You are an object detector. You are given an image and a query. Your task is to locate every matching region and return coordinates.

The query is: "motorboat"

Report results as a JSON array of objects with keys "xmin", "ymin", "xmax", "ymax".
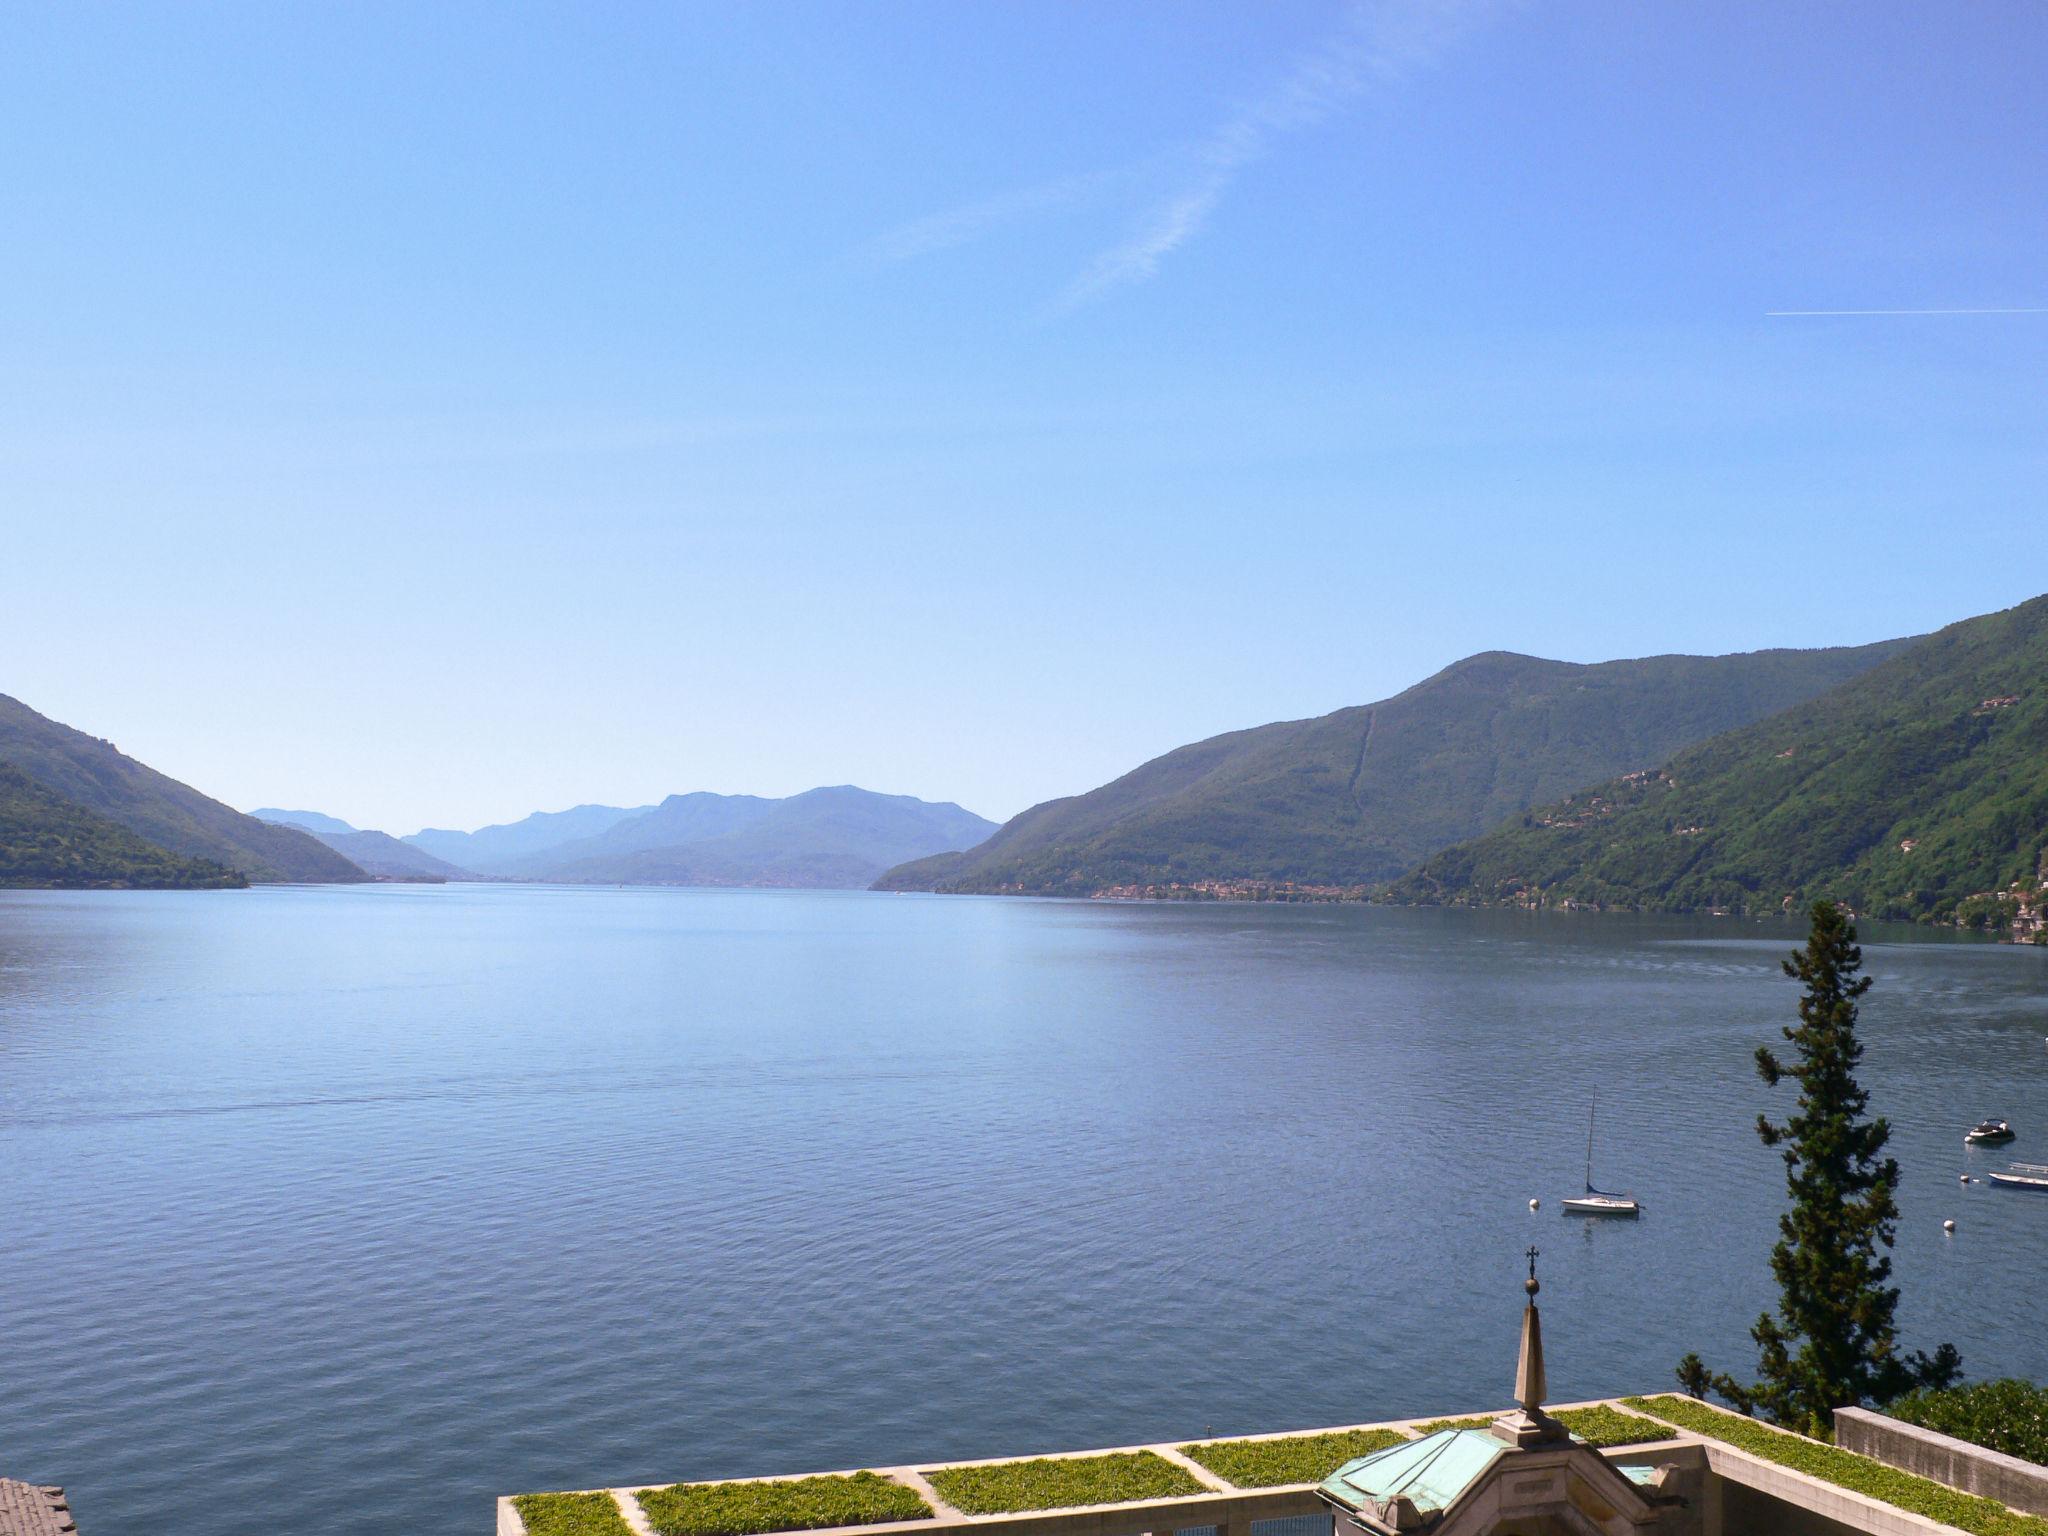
[
  {"xmin": 1562, "ymin": 1097, "xmax": 1640, "ymax": 1217},
  {"xmin": 1964, "ymin": 1118, "xmax": 2015, "ymax": 1146},
  {"xmin": 1987, "ymin": 1162, "xmax": 2048, "ymax": 1193}
]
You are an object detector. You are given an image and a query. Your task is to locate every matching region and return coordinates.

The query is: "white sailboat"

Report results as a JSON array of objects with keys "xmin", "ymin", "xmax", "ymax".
[{"xmin": 1561, "ymin": 1097, "xmax": 1640, "ymax": 1216}]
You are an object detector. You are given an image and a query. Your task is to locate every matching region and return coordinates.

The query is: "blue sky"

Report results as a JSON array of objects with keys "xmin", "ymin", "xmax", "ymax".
[{"xmin": 4, "ymin": 2, "xmax": 2044, "ymax": 832}]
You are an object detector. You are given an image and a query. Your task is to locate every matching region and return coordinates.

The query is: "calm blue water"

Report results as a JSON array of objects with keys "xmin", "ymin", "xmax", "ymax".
[{"xmin": 2, "ymin": 887, "xmax": 2045, "ymax": 1536}]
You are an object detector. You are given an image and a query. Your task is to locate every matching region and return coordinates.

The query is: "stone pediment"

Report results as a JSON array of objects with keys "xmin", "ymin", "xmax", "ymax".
[{"xmin": 1320, "ymin": 1429, "xmax": 1663, "ymax": 1536}]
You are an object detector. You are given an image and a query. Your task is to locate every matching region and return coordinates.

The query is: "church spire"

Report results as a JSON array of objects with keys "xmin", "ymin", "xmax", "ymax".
[
  {"xmin": 1516, "ymin": 1246, "xmax": 1546, "ymax": 1410},
  {"xmin": 1492, "ymin": 1248, "xmax": 1568, "ymax": 1447}
]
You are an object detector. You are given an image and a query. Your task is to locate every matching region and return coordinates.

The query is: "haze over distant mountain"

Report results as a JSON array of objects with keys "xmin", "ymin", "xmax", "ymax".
[
  {"xmin": 503, "ymin": 792, "xmax": 774, "ymax": 873},
  {"xmin": 405, "ymin": 804, "xmax": 652, "ymax": 876},
  {"xmin": 528, "ymin": 786, "xmax": 997, "ymax": 888},
  {"xmin": 1, "ymin": 762, "xmax": 245, "ymax": 889},
  {"xmin": 0, "ymin": 693, "xmax": 366, "ymax": 883},
  {"xmin": 1388, "ymin": 594, "xmax": 2048, "ymax": 923},
  {"xmin": 877, "ymin": 638, "xmax": 1916, "ymax": 897},
  {"xmin": 318, "ymin": 831, "xmax": 473, "ymax": 881},
  {"xmin": 250, "ymin": 807, "xmax": 358, "ymax": 837},
  {"xmin": 253, "ymin": 811, "xmax": 474, "ymax": 881}
]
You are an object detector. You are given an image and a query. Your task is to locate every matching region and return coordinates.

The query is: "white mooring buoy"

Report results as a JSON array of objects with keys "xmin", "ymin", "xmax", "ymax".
[
  {"xmin": 1529, "ymin": 1198, "xmax": 1541, "ymax": 1211},
  {"xmin": 1944, "ymin": 1219, "xmax": 1957, "ymax": 1233}
]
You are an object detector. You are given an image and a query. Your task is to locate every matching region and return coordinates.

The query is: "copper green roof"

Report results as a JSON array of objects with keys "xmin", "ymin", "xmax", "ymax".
[{"xmin": 1318, "ymin": 1429, "xmax": 1506, "ymax": 1522}]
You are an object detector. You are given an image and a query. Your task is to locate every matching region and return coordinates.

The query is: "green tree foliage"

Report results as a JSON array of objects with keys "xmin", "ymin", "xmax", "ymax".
[
  {"xmin": 0, "ymin": 763, "xmax": 245, "ymax": 888},
  {"xmin": 1889, "ymin": 1379, "xmax": 2048, "ymax": 1467},
  {"xmin": 1679, "ymin": 903, "xmax": 1959, "ymax": 1433},
  {"xmin": 0, "ymin": 691, "xmax": 365, "ymax": 882}
]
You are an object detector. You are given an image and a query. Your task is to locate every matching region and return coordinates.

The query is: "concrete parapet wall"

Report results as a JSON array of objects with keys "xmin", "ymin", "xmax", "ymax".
[
  {"xmin": 1720, "ymin": 1476, "xmax": 1866, "ymax": 1536},
  {"xmin": 1834, "ymin": 1409, "xmax": 2048, "ymax": 1518},
  {"xmin": 1697, "ymin": 1441, "xmax": 1979, "ymax": 1536}
]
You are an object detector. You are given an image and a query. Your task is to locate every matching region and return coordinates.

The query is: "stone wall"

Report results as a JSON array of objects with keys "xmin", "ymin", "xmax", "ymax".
[
  {"xmin": 1833, "ymin": 1409, "xmax": 2048, "ymax": 1516},
  {"xmin": 1719, "ymin": 1479, "xmax": 1868, "ymax": 1536}
]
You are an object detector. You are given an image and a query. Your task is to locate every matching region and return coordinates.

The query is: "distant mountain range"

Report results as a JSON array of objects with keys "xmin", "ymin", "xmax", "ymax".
[
  {"xmin": 1387, "ymin": 594, "xmax": 2048, "ymax": 924},
  {"xmin": 405, "ymin": 804, "xmax": 652, "ymax": 875},
  {"xmin": 258, "ymin": 787, "xmax": 997, "ymax": 889},
  {"xmin": 395, "ymin": 787, "xmax": 995, "ymax": 888},
  {"xmin": 0, "ymin": 683, "xmax": 995, "ymax": 893},
  {"xmin": 522, "ymin": 786, "xmax": 997, "ymax": 887},
  {"xmin": 11, "ymin": 590, "xmax": 2045, "ymax": 914},
  {"xmin": 0, "ymin": 694, "xmax": 366, "ymax": 884},
  {"xmin": 249, "ymin": 807, "xmax": 357, "ymax": 838},
  {"xmin": 251, "ymin": 812, "xmax": 476, "ymax": 882},
  {"xmin": 878, "ymin": 638, "xmax": 1913, "ymax": 897}
]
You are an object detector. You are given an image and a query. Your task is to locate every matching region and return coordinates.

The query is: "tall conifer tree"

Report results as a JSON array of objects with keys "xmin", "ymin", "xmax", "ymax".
[{"xmin": 1678, "ymin": 901, "xmax": 1958, "ymax": 1434}]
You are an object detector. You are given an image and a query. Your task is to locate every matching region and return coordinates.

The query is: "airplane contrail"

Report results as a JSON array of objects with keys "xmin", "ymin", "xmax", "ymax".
[{"xmin": 1767, "ymin": 307, "xmax": 2048, "ymax": 316}]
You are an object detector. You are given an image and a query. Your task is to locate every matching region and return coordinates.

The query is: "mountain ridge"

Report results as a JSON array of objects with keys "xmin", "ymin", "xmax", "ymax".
[
  {"xmin": 514, "ymin": 791, "xmax": 775, "ymax": 875},
  {"xmin": 253, "ymin": 811, "xmax": 476, "ymax": 881},
  {"xmin": 404, "ymin": 803, "xmax": 653, "ymax": 875},
  {"xmin": 1384, "ymin": 594, "xmax": 2048, "ymax": 923},
  {"xmin": 0, "ymin": 762, "xmax": 246, "ymax": 889},
  {"xmin": 518, "ymin": 785, "xmax": 996, "ymax": 887},
  {"xmin": 877, "ymin": 637, "xmax": 1918, "ymax": 897},
  {"xmin": 0, "ymin": 694, "xmax": 367, "ymax": 883},
  {"xmin": 319, "ymin": 830, "xmax": 474, "ymax": 881},
  {"xmin": 250, "ymin": 807, "xmax": 358, "ymax": 837}
]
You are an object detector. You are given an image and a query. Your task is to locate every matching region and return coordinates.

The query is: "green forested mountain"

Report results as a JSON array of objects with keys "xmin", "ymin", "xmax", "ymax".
[
  {"xmin": 877, "ymin": 639, "xmax": 1913, "ymax": 896},
  {"xmin": 0, "ymin": 693, "xmax": 367, "ymax": 883},
  {"xmin": 1387, "ymin": 595, "xmax": 2048, "ymax": 921},
  {"xmin": 0, "ymin": 763, "xmax": 245, "ymax": 888}
]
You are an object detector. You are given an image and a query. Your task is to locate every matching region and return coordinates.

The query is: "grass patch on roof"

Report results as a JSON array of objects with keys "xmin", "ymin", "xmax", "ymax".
[
  {"xmin": 1555, "ymin": 1406, "xmax": 1675, "ymax": 1448},
  {"xmin": 514, "ymin": 1492, "xmax": 635, "ymax": 1536},
  {"xmin": 1623, "ymin": 1396, "xmax": 2048, "ymax": 1536},
  {"xmin": 1415, "ymin": 1415, "xmax": 1495, "ymax": 1434},
  {"xmin": 636, "ymin": 1472, "xmax": 931, "ymax": 1536},
  {"xmin": 1180, "ymin": 1428, "xmax": 1407, "ymax": 1488},
  {"xmin": 924, "ymin": 1452, "xmax": 1204, "ymax": 1514}
]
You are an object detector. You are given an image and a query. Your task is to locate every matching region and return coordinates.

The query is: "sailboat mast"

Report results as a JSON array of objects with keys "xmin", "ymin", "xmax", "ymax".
[{"xmin": 1585, "ymin": 1097, "xmax": 1596, "ymax": 1189}]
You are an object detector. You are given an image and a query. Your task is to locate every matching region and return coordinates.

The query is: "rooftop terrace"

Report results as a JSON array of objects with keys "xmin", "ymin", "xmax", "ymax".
[
  {"xmin": 497, "ymin": 1394, "xmax": 2048, "ymax": 1536},
  {"xmin": 501, "ymin": 1269, "xmax": 2042, "ymax": 1536}
]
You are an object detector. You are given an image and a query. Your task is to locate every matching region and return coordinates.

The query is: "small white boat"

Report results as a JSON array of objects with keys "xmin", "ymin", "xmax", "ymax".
[
  {"xmin": 1562, "ymin": 1097, "xmax": 1640, "ymax": 1217},
  {"xmin": 1987, "ymin": 1162, "xmax": 2048, "ymax": 1193},
  {"xmin": 1964, "ymin": 1118, "xmax": 2016, "ymax": 1146},
  {"xmin": 1561, "ymin": 1191, "xmax": 1640, "ymax": 1216}
]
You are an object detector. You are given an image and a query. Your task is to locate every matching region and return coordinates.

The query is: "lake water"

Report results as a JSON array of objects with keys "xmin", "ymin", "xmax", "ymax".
[{"xmin": 2, "ymin": 886, "xmax": 2045, "ymax": 1536}]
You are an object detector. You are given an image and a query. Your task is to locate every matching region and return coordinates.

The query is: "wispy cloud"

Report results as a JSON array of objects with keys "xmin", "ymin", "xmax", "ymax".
[
  {"xmin": 858, "ymin": 165, "xmax": 1140, "ymax": 267},
  {"xmin": 1766, "ymin": 307, "xmax": 2048, "ymax": 317},
  {"xmin": 860, "ymin": 1, "xmax": 1493, "ymax": 313},
  {"xmin": 1053, "ymin": 0, "xmax": 1490, "ymax": 312}
]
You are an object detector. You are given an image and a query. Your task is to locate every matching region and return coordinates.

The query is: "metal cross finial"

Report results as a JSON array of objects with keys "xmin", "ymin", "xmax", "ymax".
[{"xmin": 1525, "ymin": 1246, "xmax": 1540, "ymax": 1296}]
